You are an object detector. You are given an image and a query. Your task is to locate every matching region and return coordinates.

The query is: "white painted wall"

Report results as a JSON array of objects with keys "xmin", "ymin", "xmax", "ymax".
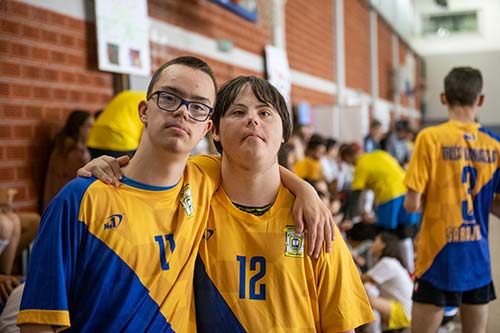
[
  {"xmin": 369, "ymin": 0, "xmax": 414, "ymax": 42},
  {"xmin": 424, "ymin": 50, "xmax": 500, "ymax": 126},
  {"xmin": 412, "ymin": 0, "xmax": 500, "ymax": 55}
]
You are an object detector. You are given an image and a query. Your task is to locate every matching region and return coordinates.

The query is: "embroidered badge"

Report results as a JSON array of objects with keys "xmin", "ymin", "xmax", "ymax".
[
  {"xmin": 180, "ymin": 184, "xmax": 195, "ymax": 218},
  {"xmin": 284, "ymin": 226, "xmax": 304, "ymax": 258}
]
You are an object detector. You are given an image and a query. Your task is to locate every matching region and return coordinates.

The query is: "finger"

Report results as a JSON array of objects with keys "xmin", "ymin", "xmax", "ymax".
[
  {"xmin": 11, "ymin": 278, "xmax": 20, "ymax": 288},
  {"xmin": 117, "ymin": 155, "xmax": 131, "ymax": 167},
  {"xmin": 77, "ymin": 168, "xmax": 92, "ymax": 178},
  {"xmin": 295, "ymin": 208, "xmax": 304, "ymax": 234},
  {"xmin": 329, "ymin": 215, "xmax": 336, "ymax": 241},
  {"xmin": 324, "ymin": 215, "xmax": 333, "ymax": 253},
  {"xmin": 313, "ymin": 219, "xmax": 323, "ymax": 259},
  {"xmin": 307, "ymin": 220, "xmax": 317, "ymax": 257},
  {"xmin": 107, "ymin": 163, "xmax": 123, "ymax": 188}
]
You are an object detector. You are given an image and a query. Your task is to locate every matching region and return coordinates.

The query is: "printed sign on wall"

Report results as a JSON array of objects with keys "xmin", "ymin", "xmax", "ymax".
[{"xmin": 95, "ymin": 0, "xmax": 151, "ymax": 76}]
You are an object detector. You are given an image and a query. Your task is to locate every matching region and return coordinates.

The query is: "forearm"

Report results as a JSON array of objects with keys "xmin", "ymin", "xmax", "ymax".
[{"xmin": 404, "ymin": 189, "xmax": 422, "ymax": 213}]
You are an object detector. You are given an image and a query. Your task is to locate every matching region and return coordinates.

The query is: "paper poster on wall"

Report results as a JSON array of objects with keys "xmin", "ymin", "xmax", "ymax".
[
  {"xmin": 265, "ymin": 45, "xmax": 291, "ymax": 106},
  {"xmin": 95, "ymin": 0, "xmax": 151, "ymax": 76}
]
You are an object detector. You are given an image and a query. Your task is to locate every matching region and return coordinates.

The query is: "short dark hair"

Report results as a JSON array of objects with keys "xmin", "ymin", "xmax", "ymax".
[
  {"xmin": 147, "ymin": 56, "xmax": 217, "ymax": 99},
  {"xmin": 444, "ymin": 67, "xmax": 483, "ymax": 107},
  {"xmin": 339, "ymin": 143, "xmax": 357, "ymax": 161},
  {"xmin": 325, "ymin": 138, "xmax": 338, "ymax": 151},
  {"xmin": 306, "ymin": 134, "xmax": 326, "ymax": 153},
  {"xmin": 212, "ymin": 76, "xmax": 292, "ymax": 154}
]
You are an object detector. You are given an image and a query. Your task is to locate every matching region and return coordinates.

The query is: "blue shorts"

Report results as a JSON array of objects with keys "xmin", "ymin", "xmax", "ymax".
[{"xmin": 376, "ymin": 195, "xmax": 420, "ymax": 230}]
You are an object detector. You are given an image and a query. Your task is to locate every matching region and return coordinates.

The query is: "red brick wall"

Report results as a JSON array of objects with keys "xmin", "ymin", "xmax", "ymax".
[
  {"xmin": 377, "ymin": 16, "xmax": 392, "ymax": 101},
  {"xmin": 150, "ymin": 43, "xmax": 262, "ymax": 88},
  {"xmin": 399, "ymin": 39, "xmax": 409, "ymax": 107},
  {"xmin": 344, "ymin": 0, "xmax": 370, "ymax": 93},
  {"xmin": 148, "ymin": 0, "xmax": 271, "ymax": 59},
  {"xmin": 0, "ymin": 1, "xmax": 114, "ymax": 211},
  {"xmin": 285, "ymin": 0, "xmax": 335, "ymax": 82}
]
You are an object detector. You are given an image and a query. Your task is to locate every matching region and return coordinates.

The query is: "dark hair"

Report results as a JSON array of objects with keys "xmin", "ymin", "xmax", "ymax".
[
  {"xmin": 53, "ymin": 110, "xmax": 91, "ymax": 153},
  {"xmin": 395, "ymin": 120, "xmax": 410, "ymax": 132},
  {"xmin": 212, "ymin": 76, "xmax": 292, "ymax": 153},
  {"xmin": 147, "ymin": 56, "xmax": 217, "ymax": 99},
  {"xmin": 444, "ymin": 67, "xmax": 483, "ymax": 107},
  {"xmin": 325, "ymin": 138, "xmax": 338, "ymax": 151},
  {"xmin": 278, "ymin": 142, "xmax": 295, "ymax": 170},
  {"xmin": 377, "ymin": 231, "xmax": 405, "ymax": 266},
  {"xmin": 306, "ymin": 134, "xmax": 326, "ymax": 154},
  {"xmin": 339, "ymin": 143, "xmax": 357, "ymax": 161},
  {"xmin": 370, "ymin": 119, "xmax": 382, "ymax": 129}
]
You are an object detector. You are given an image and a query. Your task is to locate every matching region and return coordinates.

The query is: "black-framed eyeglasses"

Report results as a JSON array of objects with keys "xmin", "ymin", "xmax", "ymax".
[{"xmin": 147, "ymin": 91, "xmax": 213, "ymax": 122}]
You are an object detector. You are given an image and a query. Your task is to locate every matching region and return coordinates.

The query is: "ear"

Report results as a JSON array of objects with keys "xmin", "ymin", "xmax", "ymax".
[
  {"xmin": 203, "ymin": 120, "xmax": 213, "ymax": 136},
  {"xmin": 138, "ymin": 100, "xmax": 148, "ymax": 124},
  {"xmin": 212, "ymin": 125, "xmax": 220, "ymax": 142},
  {"xmin": 477, "ymin": 94, "xmax": 485, "ymax": 107},
  {"xmin": 440, "ymin": 93, "xmax": 447, "ymax": 106}
]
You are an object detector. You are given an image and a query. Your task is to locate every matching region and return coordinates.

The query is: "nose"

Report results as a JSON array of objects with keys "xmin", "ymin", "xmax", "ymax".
[
  {"xmin": 173, "ymin": 101, "xmax": 190, "ymax": 119},
  {"xmin": 245, "ymin": 111, "xmax": 259, "ymax": 126}
]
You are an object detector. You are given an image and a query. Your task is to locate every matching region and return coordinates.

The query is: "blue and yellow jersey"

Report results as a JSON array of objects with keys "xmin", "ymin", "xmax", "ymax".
[
  {"xmin": 87, "ymin": 90, "xmax": 145, "ymax": 151},
  {"xmin": 352, "ymin": 150, "xmax": 407, "ymax": 204},
  {"xmin": 18, "ymin": 155, "xmax": 221, "ymax": 332},
  {"xmin": 405, "ymin": 121, "xmax": 500, "ymax": 291},
  {"xmin": 194, "ymin": 185, "xmax": 374, "ymax": 332},
  {"xmin": 293, "ymin": 157, "xmax": 324, "ymax": 181}
]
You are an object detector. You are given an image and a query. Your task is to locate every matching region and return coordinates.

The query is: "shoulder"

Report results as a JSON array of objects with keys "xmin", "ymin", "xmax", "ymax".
[{"xmin": 479, "ymin": 127, "xmax": 500, "ymax": 144}]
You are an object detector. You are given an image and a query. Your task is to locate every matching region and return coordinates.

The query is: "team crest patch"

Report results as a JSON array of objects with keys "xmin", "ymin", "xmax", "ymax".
[
  {"xmin": 284, "ymin": 226, "xmax": 304, "ymax": 258},
  {"xmin": 180, "ymin": 184, "xmax": 195, "ymax": 218}
]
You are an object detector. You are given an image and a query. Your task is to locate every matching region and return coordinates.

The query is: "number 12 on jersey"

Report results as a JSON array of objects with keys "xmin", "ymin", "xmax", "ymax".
[{"xmin": 237, "ymin": 255, "xmax": 266, "ymax": 300}]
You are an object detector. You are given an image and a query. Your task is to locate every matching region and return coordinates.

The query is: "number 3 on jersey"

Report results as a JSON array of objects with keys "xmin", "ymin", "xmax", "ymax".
[
  {"xmin": 237, "ymin": 255, "xmax": 266, "ymax": 300},
  {"xmin": 462, "ymin": 166, "xmax": 477, "ymax": 222},
  {"xmin": 155, "ymin": 234, "xmax": 175, "ymax": 270}
]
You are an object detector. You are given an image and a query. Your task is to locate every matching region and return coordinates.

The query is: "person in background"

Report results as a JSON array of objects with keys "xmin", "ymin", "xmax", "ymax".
[
  {"xmin": 278, "ymin": 141, "xmax": 297, "ymax": 170},
  {"xmin": 404, "ymin": 66, "xmax": 500, "ymax": 333},
  {"xmin": 364, "ymin": 119, "xmax": 385, "ymax": 153},
  {"xmin": 86, "ymin": 90, "xmax": 145, "ymax": 159},
  {"xmin": 384, "ymin": 120, "xmax": 412, "ymax": 167},
  {"xmin": 321, "ymin": 137, "xmax": 340, "ymax": 185},
  {"xmin": 42, "ymin": 110, "xmax": 94, "ymax": 211},
  {"xmin": 341, "ymin": 145, "xmax": 420, "ymax": 272},
  {"xmin": 362, "ymin": 232, "xmax": 413, "ymax": 333},
  {"xmin": 293, "ymin": 134, "xmax": 326, "ymax": 181}
]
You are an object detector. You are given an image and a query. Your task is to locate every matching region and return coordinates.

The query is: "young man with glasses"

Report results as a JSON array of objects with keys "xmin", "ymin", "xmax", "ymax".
[{"xmin": 17, "ymin": 57, "xmax": 332, "ymax": 332}]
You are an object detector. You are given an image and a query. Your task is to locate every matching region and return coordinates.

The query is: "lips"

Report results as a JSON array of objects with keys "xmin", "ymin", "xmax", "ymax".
[
  {"xmin": 242, "ymin": 132, "xmax": 264, "ymax": 141},
  {"xmin": 165, "ymin": 122, "xmax": 189, "ymax": 135}
]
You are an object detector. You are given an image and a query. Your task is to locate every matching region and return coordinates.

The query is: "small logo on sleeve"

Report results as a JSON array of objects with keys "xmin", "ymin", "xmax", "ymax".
[
  {"xmin": 180, "ymin": 184, "xmax": 195, "ymax": 218},
  {"xmin": 284, "ymin": 226, "xmax": 304, "ymax": 258},
  {"xmin": 104, "ymin": 214, "xmax": 123, "ymax": 230}
]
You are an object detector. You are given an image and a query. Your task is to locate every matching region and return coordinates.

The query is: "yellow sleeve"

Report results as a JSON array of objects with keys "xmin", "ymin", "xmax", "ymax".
[
  {"xmin": 404, "ymin": 130, "xmax": 433, "ymax": 194},
  {"xmin": 352, "ymin": 157, "xmax": 367, "ymax": 191},
  {"xmin": 293, "ymin": 159, "xmax": 308, "ymax": 179},
  {"xmin": 317, "ymin": 227, "xmax": 375, "ymax": 332},
  {"xmin": 188, "ymin": 154, "xmax": 222, "ymax": 195}
]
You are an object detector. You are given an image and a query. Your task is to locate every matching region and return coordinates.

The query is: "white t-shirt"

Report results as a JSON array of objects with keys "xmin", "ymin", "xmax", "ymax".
[{"xmin": 367, "ymin": 257, "xmax": 413, "ymax": 317}]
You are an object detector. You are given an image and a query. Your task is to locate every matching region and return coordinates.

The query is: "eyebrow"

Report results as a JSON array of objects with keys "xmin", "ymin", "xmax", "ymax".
[{"xmin": 157, "ymin": 85, "xmax": 212, "ymax": 104}]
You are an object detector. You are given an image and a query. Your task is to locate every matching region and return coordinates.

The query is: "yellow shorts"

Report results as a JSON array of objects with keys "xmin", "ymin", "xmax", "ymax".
[{"xmin": 388, "ymin": 301, "xmax": 410, "ymax": 329}]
